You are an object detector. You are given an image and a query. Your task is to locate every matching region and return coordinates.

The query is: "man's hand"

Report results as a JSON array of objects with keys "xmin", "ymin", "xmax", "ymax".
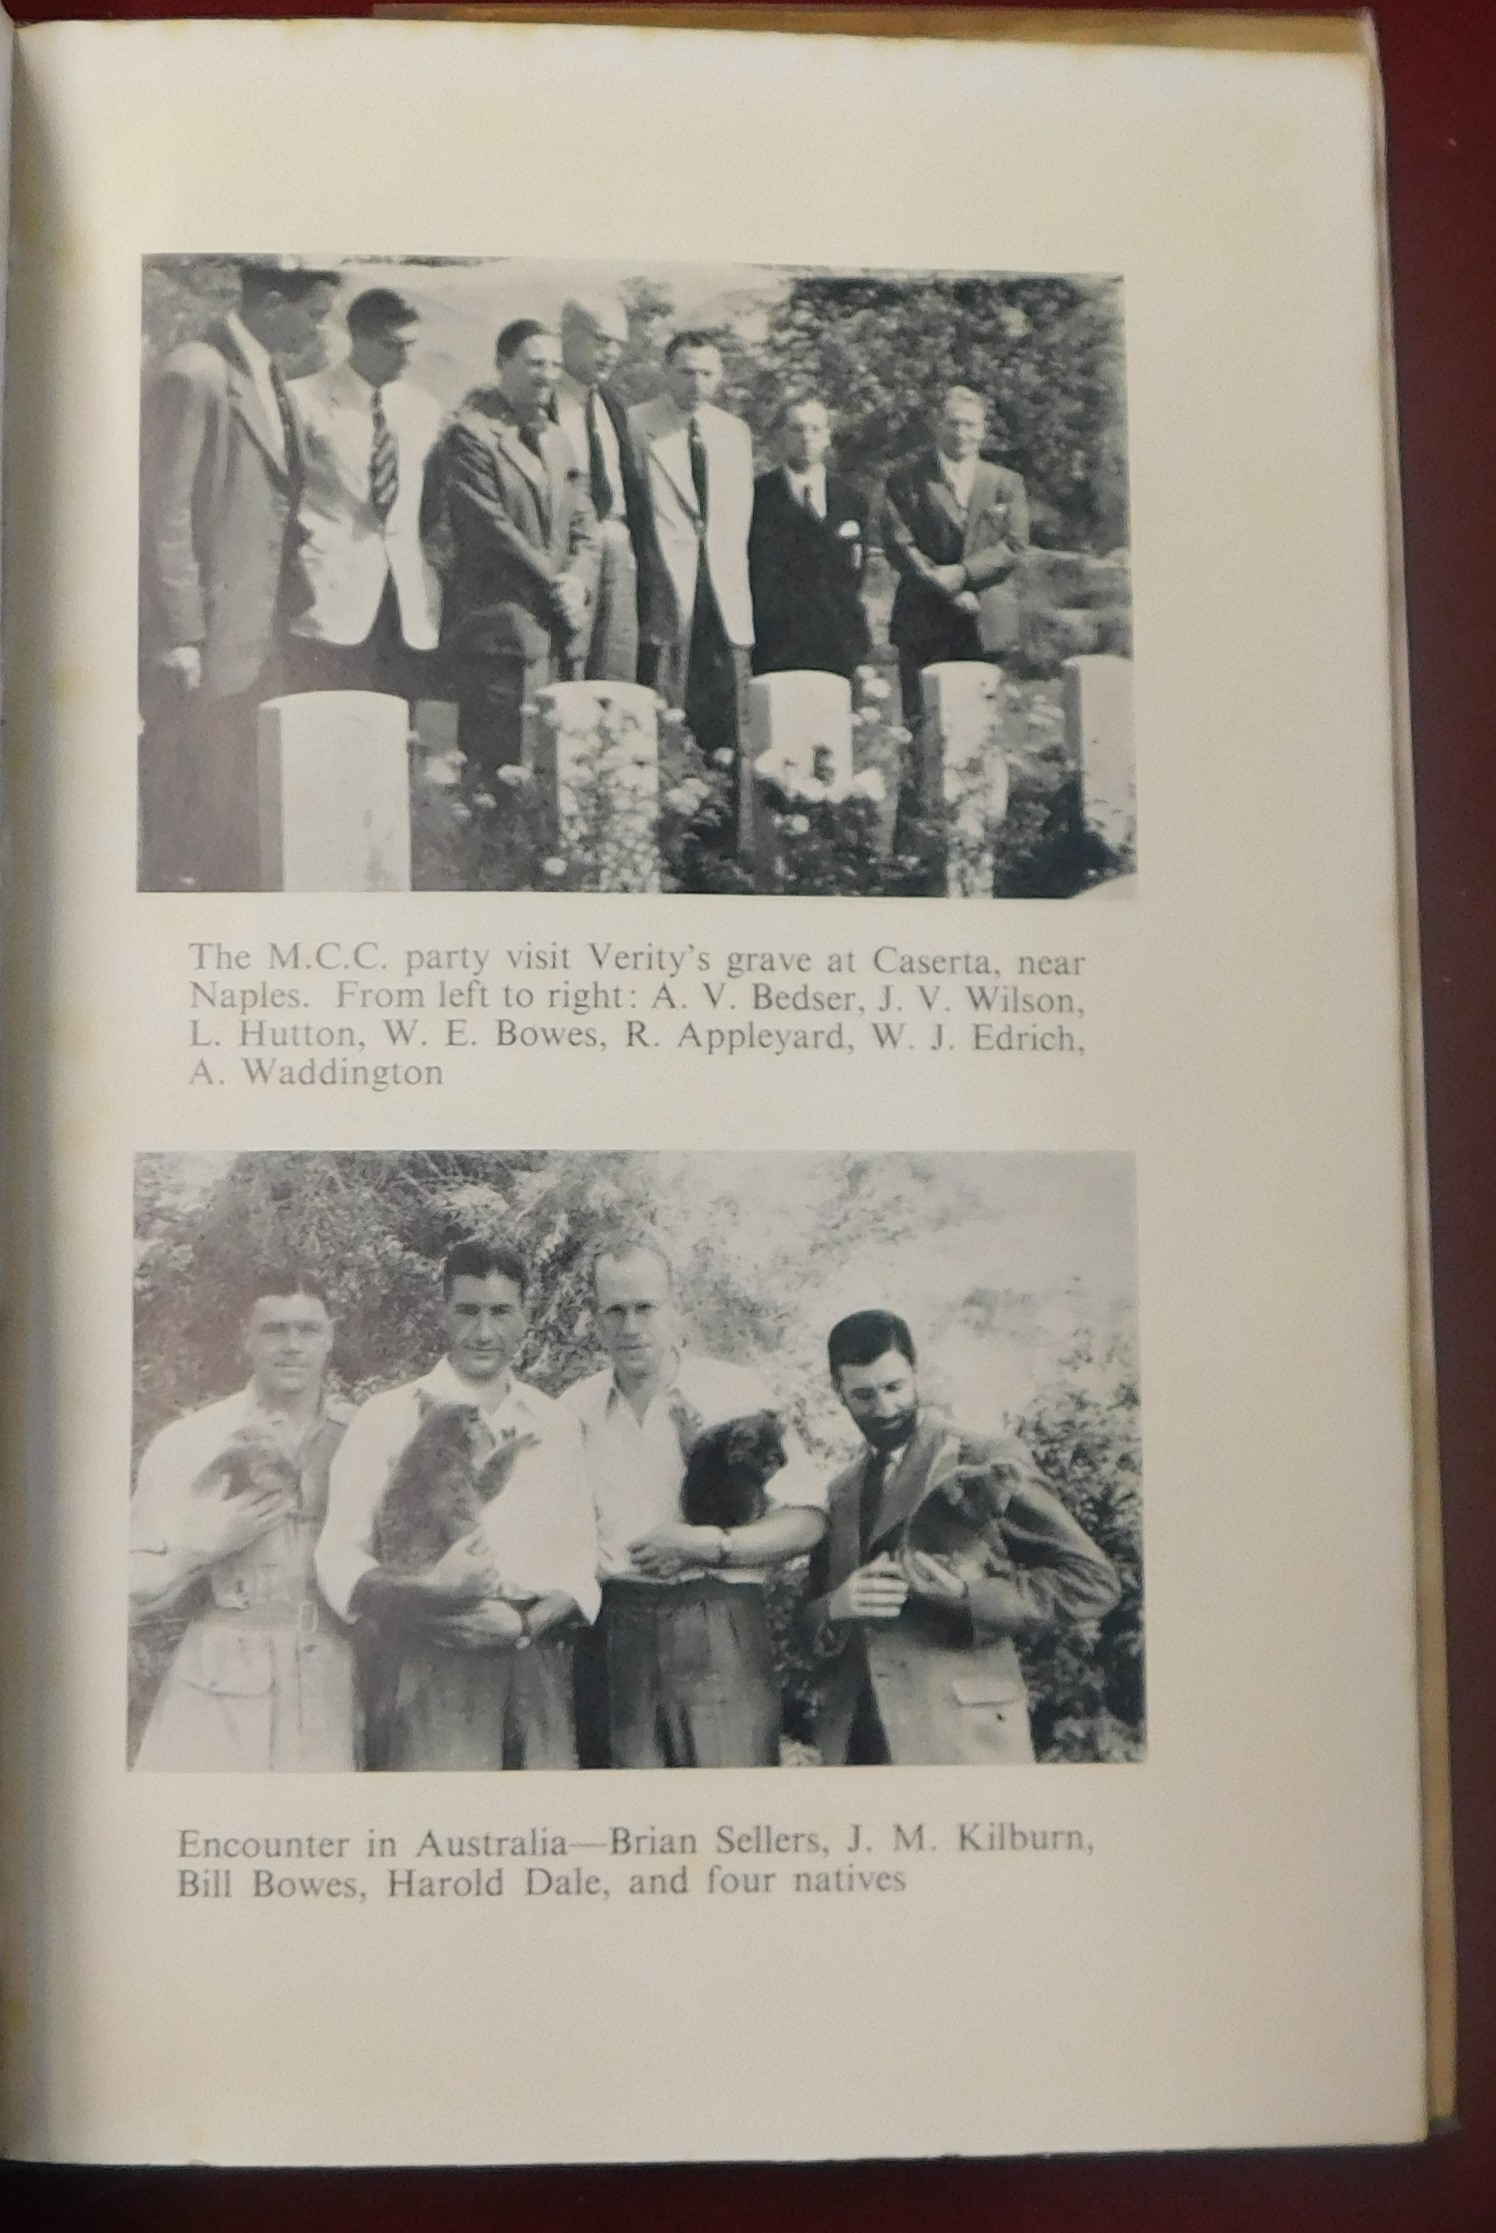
[
  {"xmin": 552, "ymin": 574, "xmax": 589, "ymax": 632},
  {"xmin": 159, "ymin": 645, "xmax": 203, "ymax": 691},
  {"xmin": 903, "ymin": 1549, "xmax": 969, "ymax": 1607},
  {"xmin": 421, "ymin": 1529, "xmax": 502, "ymax": 1607},
  {"xmin": 827, "ymin": 1555, "xmax": 909, "ymax": 1624},
  {"xmin": 929, "ymin": 563, "xmax": 967, "ymax": 598},
  {"xmin": 430, "ymin": 1599, "xmax": 528, "ymax": 1652},
  {"xmin": 177, "ymin": 1461, "xmax": 290, "ymax": 1565},
  {"xmin": 628, "ymin": 1521, "xmax": 719, "ymax": 1579}
]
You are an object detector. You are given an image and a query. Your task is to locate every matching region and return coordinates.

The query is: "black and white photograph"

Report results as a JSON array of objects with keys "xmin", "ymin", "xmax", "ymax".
[
  {"xmin": 138, "ymin": 255, "xmax": 1134, "ymax": 899},
  {"xmin": 130, "ymin": 1149, "xmax": 1143, "ymax": 1774}
]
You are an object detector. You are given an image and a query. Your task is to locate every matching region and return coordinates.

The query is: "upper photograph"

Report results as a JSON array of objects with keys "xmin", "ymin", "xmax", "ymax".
[{"xmin": 138, "ymin": 254, "xmax": 1133, "ymax": 899}]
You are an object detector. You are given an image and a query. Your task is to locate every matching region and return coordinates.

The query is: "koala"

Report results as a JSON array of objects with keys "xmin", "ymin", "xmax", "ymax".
[
  {"xmin": 901, "ymin": 1437, "xmax": 1019, "ymax": 1589},
  {"xmin": 201, "ymin": 1425, "xmax": 302, "ymax": 1512},
  {"xmin": 372, "ymin": 1395, "xmax": 536, "ymax": 1576},
  {"xmin": 678, "ymin": 1410, "xmax": 788, "ymax": 1532}
]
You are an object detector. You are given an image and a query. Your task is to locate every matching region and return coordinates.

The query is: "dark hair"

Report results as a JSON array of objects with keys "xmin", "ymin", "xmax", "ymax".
[
  {"xmin": 495, "ymin": 318, "xmax": 553, "ymax": 364},
  {"xmin": 248, "ymin": 1269, "xmax": 331, "ymax": 1312},
  {"xmin": 664, "ymin": 328, "xmax": 721, "ymax": 364},
  {"xmin": 442, "ymin": 1238, "xmax": 529, "ymax": 1301},
  {"xmin": 346, "ymin": 287, "xmax": 418, "ymax": 338},
  {"xmin": 827, "ymin": 1310, "xmax": 916, "ymax": 1380},
  {"xmin": 239, "ymin": 261, "xmax": 340, "ymax": 310}
]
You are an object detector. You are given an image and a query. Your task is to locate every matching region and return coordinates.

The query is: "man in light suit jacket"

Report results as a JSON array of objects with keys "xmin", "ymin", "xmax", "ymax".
[
  {"xmin": 882, "ymin": 385, "xmax": 1031, "ymax": 724},
  {"xmin": 628, "ymin": 332, "xmax": 754, "ymax": 767},
  {"xmin": 555, "ymin": 295, "xmax": 651, "ymax": 684},
  {"xmin": 138, "ymin": 257, "xmax": 340, "ymax": 889},
  {"xmin": 431, "ymin": 319, "xmax": 600, "ymax": 778},
  {"xmin": 286, "ymin": 288, "xmax": 442, "ymax": 702},
  {"xmin": 807, "ymin": 1310, "xmax": 1119, "ymax": 1766},
  {"xmin": 749, "ymin": 394, "xmax": 871, "ymax": 682}
]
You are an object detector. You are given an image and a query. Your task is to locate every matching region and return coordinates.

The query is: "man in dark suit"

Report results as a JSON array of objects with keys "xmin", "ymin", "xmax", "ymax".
[
  {"xmin": 807, "ymin": 1309, "xmax": 1119, "ymax": 1766},
  {"xmin": 138, "ymin": 257, "xmax": 340, "ymax": 889},
  {"xmin": 882, "ymin": 385, "xmax": 1030, "ymax": 724},
  {"xmin": 748, "ymin": 394, "xmax": 871, "ymax": 681},
  {"xmin": 432, "ymin": 319, "xmax": 600, "ymax": 777},
  {"xmin": 556, "ymin": 295, "xmax": 650, "ymax": 683}
]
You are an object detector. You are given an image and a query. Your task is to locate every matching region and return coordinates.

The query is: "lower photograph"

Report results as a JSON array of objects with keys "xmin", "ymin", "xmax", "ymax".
[{"xmin": 130, "ymin": 1148, "xmax": 1143, "ymax": 1773}]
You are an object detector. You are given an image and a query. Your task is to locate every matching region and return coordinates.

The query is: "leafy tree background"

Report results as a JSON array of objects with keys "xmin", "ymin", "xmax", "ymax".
[
  {"xmin": 133, "ymin": 1149, "xmax": 1144, "ymax": 1762},
  {"xmin": 142, "ymin": 257, "xmax": 1128, "ymax": 552}
]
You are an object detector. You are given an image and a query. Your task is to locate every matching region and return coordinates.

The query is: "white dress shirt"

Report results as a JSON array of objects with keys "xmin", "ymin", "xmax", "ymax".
[
  {"xmin": 783, "ymin": 464, "xmax": 828, "ymax": 519},
  {"xmin": 225, "ymin": 311, "xmax": 287, "ymax": 467},
  {"xmin": 562, "ymin": 1350, "xmax": 826, "ymax": 1585},
  {"xmin": 554, "ymin": 370, "xmax": 625, "ymax": 524},
  {"xmin": 316, "ymin": 1359, "xmax": 600, "ymax": 1623},
  {"xmin": 938, "ymin": 450, "xmax": 979, "ymax": 513}
]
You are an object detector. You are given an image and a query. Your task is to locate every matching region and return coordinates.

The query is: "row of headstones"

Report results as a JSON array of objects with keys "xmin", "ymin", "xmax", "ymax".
[{"xmin": 255, "ymin": 657, "xmax": 1135, "ymax": 894}]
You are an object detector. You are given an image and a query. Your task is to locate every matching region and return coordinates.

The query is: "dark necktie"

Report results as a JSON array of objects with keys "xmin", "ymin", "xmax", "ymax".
[
  {"xmin": 688, "ymin": 414, "xmax": 709, "ymax": 523},
  {"xmin": 585, "ymin": 387, "xmax": 615, "ymax": 520},
  {"xmin": 269, "ymin": 360, "xmax": 300, "ymax": 483},
  {"xmin": 802, "ymin": 478, "xmax": 819, "ymax": 517},
  {"xmin": 369, "ymin": 387, "xmax": 398, "ymax": 524},
  {"xmin": 859, "ymin": 1449, "xmax": 891, "ymax": 1559}
]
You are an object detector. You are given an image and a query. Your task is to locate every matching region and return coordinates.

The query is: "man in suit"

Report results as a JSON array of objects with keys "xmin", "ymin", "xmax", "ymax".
[
  {"xmin": 130, "ymin": 1272, "xmax": 355, "ymax": 1772},
  {"xmin": 139, "ymin": 257, "xmax": 340, "ymax": 889},
  {"xmin": 555, "ymin": 294, "xmax": 649, "ymax": 683},
  {"xmin": 431, "ymin": 319, "xmax": 599, "ymax": 778},
  {"xmin": 628, "ymin": 332, "xmax": 755, "ymax": 769},
  {"xmin": 749, "ymin": 394, "xmax": 871, "ymax": 680},
  {"xmin": 807, "ymin": 1310, "xmax": 1119, "ymax": 1766},
  {"xmin": 882, "ymin": 385, "xmax": 1031, "ymax": 724},
  {"xmin": 286, "ymin": 287, "xmax": 443, "ymax": 702}
]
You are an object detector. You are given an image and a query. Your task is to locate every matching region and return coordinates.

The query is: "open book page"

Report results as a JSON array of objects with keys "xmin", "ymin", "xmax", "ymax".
[{"xmin": 1, "ymin": 16, "xmax": 1428, "ymax": 2163}]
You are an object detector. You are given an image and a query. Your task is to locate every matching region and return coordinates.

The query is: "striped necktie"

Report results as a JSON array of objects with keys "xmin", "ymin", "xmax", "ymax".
[{"xmin": 369, "ymin": 387, "xmax": 398, "ymax": 524}]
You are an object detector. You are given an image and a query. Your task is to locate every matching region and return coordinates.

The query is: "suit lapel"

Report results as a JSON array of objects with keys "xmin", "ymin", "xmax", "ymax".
[
  {"xmin": 647, "ymin": 420, "xmax": 703, "ymax": 525},
  {"xmin": 492, "ymin": 418, "xmax": 550, "ymax": 503},
  {"xmin": 922, "ymin": 453, "xmax": 968, "ymax": 540},
  {"xmin": 866, "ymin": 1415, "xmax": 949, "ymax": 1553},
  {"xmin": 213, "ymin": 323, "xmax": 292, "ymax": 486}
]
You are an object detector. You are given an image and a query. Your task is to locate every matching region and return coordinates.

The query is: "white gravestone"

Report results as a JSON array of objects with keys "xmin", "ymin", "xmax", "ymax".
[
  {"xmin": 745, "ymin": 671, "xmax": 856, "ymax": 879},
  {"xmin": 746, "ymin": 671, "xmax": 854, "ymax": 793},
  {"xmin": 1064, "ymin": 654, "xmax": 1135, "ymax": 857},
  {"xmin": 257, "ymin": 691, "xmax": 412, "ymax": 892},
  {"xmin": 920, "ymin": 662, "xmax": 1011, "ymax": 897},
  {"xmin": 532, "ymin": 681, "xmax": 660, "ymax": 892}
]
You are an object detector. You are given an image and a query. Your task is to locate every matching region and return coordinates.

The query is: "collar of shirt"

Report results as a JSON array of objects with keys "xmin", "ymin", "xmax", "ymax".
[
  {"xmin": 601, "ymin": 1348, "xmax": 685, "ymax": 1416},
  {"xmin": 330, "ymin": 357, "xmax": 390, "ymax": 409},
  {"xmin": 784, "ymin": 464, "xmax": 827, "ymax": 515},
  {"xmin": 556, "ymin": 369, "xmax": 598, "ymax": 411},
  {"xmin": 419, "ymin": 1354, "xmax": 535, "ymax": 1420}
]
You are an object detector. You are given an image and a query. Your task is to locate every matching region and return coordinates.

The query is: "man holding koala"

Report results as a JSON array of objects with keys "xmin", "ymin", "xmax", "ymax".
[
  {"xmin": 316, "ymin": 1240, "xmax": 598, "ymax": 1770},
  {"xmin": 130, "ymin": 1272, "xmax": 356, "ymax": 1772},
  {"xmin": 809, "ymin": 1309, "xmax": 1120, "ymax": 1766},
  {"xmin": 562, "ymin": 1233, "xmax": 827, "ymax": 1769}
]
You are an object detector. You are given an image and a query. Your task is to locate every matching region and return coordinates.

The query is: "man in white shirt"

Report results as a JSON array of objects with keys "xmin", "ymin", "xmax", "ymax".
[
  {"xmin": 556, "ymin": 295, "xmax": 647, "ymax": 682},
  {"xmin": 882, "ymin": 383, "xmax": 1031, "ymax": 724},
  {"xmin": 287, "ymin": 287, "xmax": 443, "ymax": 701},
  {"xmin": 629, "ymin": 334, "xmax": 755, "ymax": 772},
  {"xmin": 130, "ymin": 1272, "xmax": 355, "ymax": 1772},
  {"xmin": 562, "ymin": 1233, "xmax": 827, "ymax": 1768},
  {"xmin": 316, "ymin": 1240, "xmax": 599, "ymax": 1770}
]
